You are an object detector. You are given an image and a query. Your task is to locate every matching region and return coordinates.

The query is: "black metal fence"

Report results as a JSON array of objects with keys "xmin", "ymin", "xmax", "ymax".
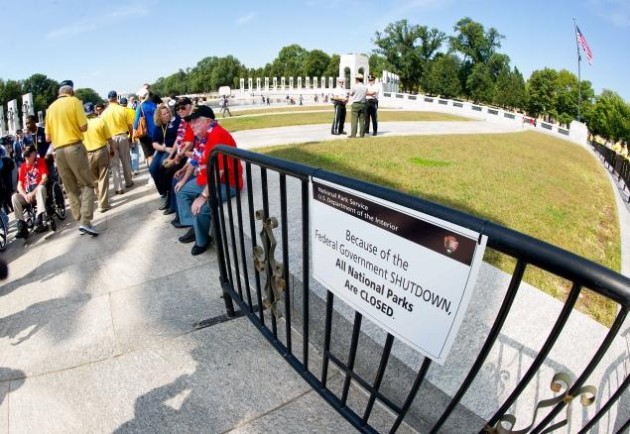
[
  {"xmin": 592, "ymin": 142, "xmax": 630, "ymax": 202},
  {"xmin": 206, "ymin": 145, "xmax": 630, "ymax": 434}
]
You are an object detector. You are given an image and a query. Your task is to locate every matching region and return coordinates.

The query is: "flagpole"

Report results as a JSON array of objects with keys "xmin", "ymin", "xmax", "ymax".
[{"xmin": 573, "ymin": 18, "xmax": 582, "ymax": 122}]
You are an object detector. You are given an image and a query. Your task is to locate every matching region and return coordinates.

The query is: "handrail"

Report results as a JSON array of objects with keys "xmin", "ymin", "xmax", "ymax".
[{"xmin": 210, "ymin": 145, "xmax": 630, "ymax": 307}]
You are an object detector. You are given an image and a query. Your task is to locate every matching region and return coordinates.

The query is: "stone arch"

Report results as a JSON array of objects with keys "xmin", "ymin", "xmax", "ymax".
[
  {"xmin": 344, "ymin": 67, "xmax": 351, "ymax": 89},
  {"xmin": 339, "ymin": 54, "xmax": 369, "ymax": 89}
]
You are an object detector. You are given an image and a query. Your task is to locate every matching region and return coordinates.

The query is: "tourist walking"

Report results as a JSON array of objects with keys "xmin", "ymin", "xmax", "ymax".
[
  {"xmin": 101, "ymin": 91, "xmax": 134, "ymax": 189},
  {"xmin": 82, "ymin": 103, "xmax": 113, "ymax": 213},
  {"xmin": 44, "ymin": 80, "xmax": 98, "ymax": 236}
]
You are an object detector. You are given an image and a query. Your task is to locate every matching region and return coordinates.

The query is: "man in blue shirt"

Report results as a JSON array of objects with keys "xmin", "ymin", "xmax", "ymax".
[
  {"xmin": 24, "ymin": 115, "xmax": 50, "ymax": 158},
  {"xmin": 13, "ymin": 129, "xmax": 26, "ymax": 168}
]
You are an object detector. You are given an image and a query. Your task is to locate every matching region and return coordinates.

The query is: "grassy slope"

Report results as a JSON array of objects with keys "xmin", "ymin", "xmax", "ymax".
[{"xmin": 258, "ymin": 131, "xmax": 620, "ymax": 325}]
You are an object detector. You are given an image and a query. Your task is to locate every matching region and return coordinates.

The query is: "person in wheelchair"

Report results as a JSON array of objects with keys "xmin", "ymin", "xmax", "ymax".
[{"xmin": 12, "ymin": 146, "xmax": 49, "ymax": 238}]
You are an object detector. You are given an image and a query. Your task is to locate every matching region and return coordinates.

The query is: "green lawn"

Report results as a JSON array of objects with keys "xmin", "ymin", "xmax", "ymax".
[
  {"xmin": 257, "ymin": 131, "xmax": 620, "ymax": 326},
  {"xmin": 218, "ymin": 110, "xmax": 468, "ymax": 132}
]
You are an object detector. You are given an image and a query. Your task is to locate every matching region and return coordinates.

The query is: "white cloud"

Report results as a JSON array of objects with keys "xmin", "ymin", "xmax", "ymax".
[
  {"xmin": 46, "ymin": 4, "xmax": 149, "ymax": 40},
  {"xmin": 237, "ymin": 13, "xmax": 257, "ymax": 25},
  {"xmin": 46, "ymin": 22, "xmax": 98, "ymax": 40}
]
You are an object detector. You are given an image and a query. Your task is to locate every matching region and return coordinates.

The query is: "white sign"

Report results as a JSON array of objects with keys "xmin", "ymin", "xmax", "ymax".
[{"xmin": 311, "ymin": 179, "xmax": 487, "ymax": 364}]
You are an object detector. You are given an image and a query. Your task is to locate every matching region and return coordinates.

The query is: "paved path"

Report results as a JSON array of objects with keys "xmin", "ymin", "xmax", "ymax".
[
  {"xmin": 0, "ymin": 118, "xmax": 626, "ymax": 433},
  {"xmin": 233, "ymin": 121, "xmax": 524, "ymax": 150}
]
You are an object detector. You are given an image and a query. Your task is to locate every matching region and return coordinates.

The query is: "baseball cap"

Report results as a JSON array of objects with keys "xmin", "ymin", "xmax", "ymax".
[
  {"xmin": 356, "ymin": 73, "xmax": 364, "ymax": 80},
  {"xmin": 60, "ymin": 80, "xmax": 74, "ymax": 88},
  {"xmin": 176, "ymin": 97, "xmax": 192, "ymax": 108},
  {"xmin": 368, "ymin": 74, "xmax": 375, "ymax": 80},
  {"xmin": 137, "ymin": 88, "xmax": 149, "ymax": 98},
  {"xmin": 107, "ymin": 90, "xmax": 117, "ymax": 99},
  {"xmin": 120, "ymin": 97, "xmax": 128, "ymax": 105},
  {"xmin": 184, "ymin": 105, "xmax": 215, "ymax": 121},
  {"xmin": 84, "ymin": 102, "xmax": 95, "ymax": 115}
]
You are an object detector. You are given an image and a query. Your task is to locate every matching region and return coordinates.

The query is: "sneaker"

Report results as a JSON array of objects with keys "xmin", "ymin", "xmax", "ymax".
[{"xmin": 79, "ymin": 224, "xmax": 99, "ymax": 236}]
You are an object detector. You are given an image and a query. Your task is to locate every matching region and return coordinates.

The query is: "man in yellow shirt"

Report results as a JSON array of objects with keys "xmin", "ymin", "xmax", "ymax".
[
  {"xmin": 83, "ymin": 103, "xmax": 114, "ymax": 213},
  {"xmin": 101, "ymin": 91, "xmax": 134, "ymax": 190},
  {"xmin": 45, "ymin": 80, "xmax": 98, "ymax": 236}
]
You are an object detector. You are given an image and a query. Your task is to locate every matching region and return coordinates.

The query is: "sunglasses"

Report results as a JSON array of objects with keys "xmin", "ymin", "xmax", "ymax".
[{"xmin": 176, "ymin": 106, "xmax": 187, "ymax": 111}]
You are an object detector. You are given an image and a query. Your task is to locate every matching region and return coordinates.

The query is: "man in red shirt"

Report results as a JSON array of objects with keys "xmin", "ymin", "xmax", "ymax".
[
  {"xmin": 174, "ymin": 105, "xmax": 242, "ymax": 255},
  {"xmin": 12, "ymin": 146, "xmax": 49, "ymax": 237}
]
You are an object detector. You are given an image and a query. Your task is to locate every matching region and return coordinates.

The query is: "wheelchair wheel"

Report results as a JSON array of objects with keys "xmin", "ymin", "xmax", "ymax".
[
  {"xmin": 52, "ymin": 183, "xmax": 66, "ymax": 220},
  {"xmin": 0, "ymin": 213, "xmax": 7, "ymax": 252}
]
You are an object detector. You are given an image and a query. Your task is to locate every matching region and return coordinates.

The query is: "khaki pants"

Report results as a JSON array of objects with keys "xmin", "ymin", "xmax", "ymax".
[
  {"xmin": 55, "ymin": 143, "xmax": 96, "ymax": 226},
  {"xmin": 87, "ymin": 146, "xmax": 110, "ymax": 210},
  {"xmin": 112, "ymin": 134, "xmax": 133, "ymax": 186},
  {"xmin": 11, "ymin": 185, "xmax": 47, "ymax": 220},
  {"xmin": 350, "ymin": 102, "xmax": 366, "ymax": 138}
]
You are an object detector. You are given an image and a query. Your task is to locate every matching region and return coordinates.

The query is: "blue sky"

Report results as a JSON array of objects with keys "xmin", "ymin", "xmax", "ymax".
[{"xmin": 1, "ymin": 0, "xmax": 628, "ymax": 101}]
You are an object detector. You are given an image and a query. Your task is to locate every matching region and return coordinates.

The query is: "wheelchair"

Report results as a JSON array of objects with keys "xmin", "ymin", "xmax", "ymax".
[{"xmin": 23, "ymin": 179, "xmax": 66, "ymax": 233}]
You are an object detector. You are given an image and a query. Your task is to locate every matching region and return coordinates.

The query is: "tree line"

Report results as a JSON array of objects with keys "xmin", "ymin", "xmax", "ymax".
[
  {"xmin": 1, "ymin": 17, "xmax": 628, "ymax": 143},
  {"xmin": 0, "ymin": 74, "xmax": 103, "ymax": 124}
]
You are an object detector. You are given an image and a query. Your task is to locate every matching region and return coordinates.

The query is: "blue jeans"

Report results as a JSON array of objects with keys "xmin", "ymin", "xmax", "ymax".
[
  {"xmin": 130, "ymin": 142, "xmax": 140, "ymax": 172},
  {"xmin": 176, "ymin": 179, "xmax": 236, "ymax": 247}
]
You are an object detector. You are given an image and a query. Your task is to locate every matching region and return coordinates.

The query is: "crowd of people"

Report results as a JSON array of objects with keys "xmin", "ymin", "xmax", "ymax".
[
  {"xmin": 0, "ymin": 75, "xmax": 383, "ymax": 254},
  {"xmin": 329, "ymin": 74, "xmax": 381, "ymax": 138},
  {"xmin": 0, "ymin": 81, "xmax": 243, "ymax": 256}
]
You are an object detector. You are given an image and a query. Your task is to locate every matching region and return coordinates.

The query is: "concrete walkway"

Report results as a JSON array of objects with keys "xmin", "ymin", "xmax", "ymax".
[
  {"xmin": 233, "ymin": 121, "xmax": 524, "ymax": 150},
  {"xmin": 0, "ymin": 119, "xmax": 626, "ymax": 433}
]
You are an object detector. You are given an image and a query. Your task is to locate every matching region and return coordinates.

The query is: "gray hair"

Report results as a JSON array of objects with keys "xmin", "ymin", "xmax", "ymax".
[{"xmin": 59, "ymin": 85, "xmax": 73, "ymax": 96}]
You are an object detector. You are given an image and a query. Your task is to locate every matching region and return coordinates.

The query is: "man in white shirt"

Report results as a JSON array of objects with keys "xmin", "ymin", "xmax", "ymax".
[
  {"xmin": 365, "ymin": 75, "xmax": 382, "ymax": 136},
  {"xmin": 330, "ymin": 78, "xmax": 348, "ymax": 135}
]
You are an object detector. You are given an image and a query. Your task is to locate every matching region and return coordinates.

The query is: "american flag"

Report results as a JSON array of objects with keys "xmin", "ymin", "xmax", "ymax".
[{"xmin": 576, "ymin": 26, "xmax": 593, "ymax": 65}]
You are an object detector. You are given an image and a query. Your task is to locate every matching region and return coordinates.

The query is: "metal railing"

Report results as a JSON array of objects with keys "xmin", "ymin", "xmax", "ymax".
[
  {"xmin": 592, "ymin": 141, "xmax": 630, "ymax": 202},
  {"xmin": 205, "ymin": 145, "xmax": 630, "ymax": 434}
]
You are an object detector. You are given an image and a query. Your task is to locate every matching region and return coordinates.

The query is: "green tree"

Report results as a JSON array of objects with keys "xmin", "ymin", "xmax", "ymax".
[
  {"xmin": 450, "ymin": 17, "xmax": 506, "ymax": 99},
  {"xmin": 304, "ymin": 49, "xmax": 330, "ymax": 77},
  {"xmin": 590, "ymin": 90, "xmax": 630, "ymax": 143},
  {"xmin": 494, "ymin": 66, "xmax": 526, "ymax": 111},
  {"xmin": 187, "ymin": 56, "xmax": 220, "ymax": 93},
  {"xmin": 424, "ymin": 54, "xmax": 462, "ymax": 98},
  {"xmin": 0, "ymin": 79, "xmax": 23, "ymax": 107},
  {"xmin": 368, "ymin": 53, "xmax": 389, "ymax": 79},
  {"xmin": 269, "ymin": 44, "xmax": 308, "ymax": 77},
  {"xmin": 526, "ymin": 68, "xmax": 558, "ymax": 119},
  {"xmin": 210, "ymin": 55, "xmax": 246, "ymax": 89},
  {"xmin": 324, "ymin": 54, "xmax": 341, "ymax": 78},
  {"xmin": 450, "ymin": 17, "xmax": 504, "ymax": 64},
  {"xmin": 21, "ymin": 74, "xmax": 59, "ymax": 113},
  {"xmin": 467, "ymin": 63, "xmax": 495, "ymax": 104},
  {"xmin": 75, "ymin": 88, "xmax": 104, "ymax": 104},
  {"xmin": 373, "ymin": 20, "xmax": 445, "ymax": 92}
]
